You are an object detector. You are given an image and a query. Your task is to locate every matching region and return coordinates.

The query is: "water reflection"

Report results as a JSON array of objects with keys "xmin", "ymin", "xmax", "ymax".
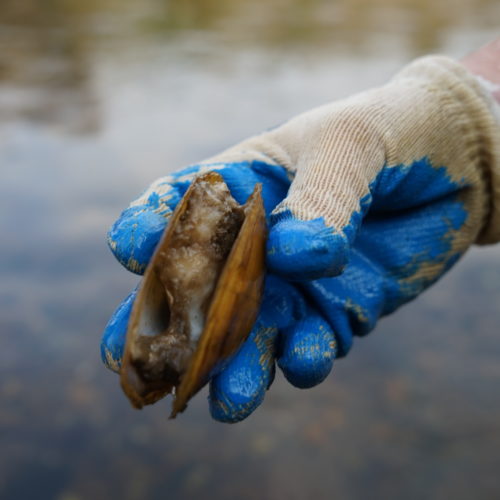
[
  {"xmin": 1, "ymin": 0, "xmax": 500, "ymax": 499},
  {"xmin": 1, "ymin": 0, "xmax": 500, "ymax": 131},
  {"xmin": 0, "ymin": 2, "xmax": 98, "ymax": 132}
]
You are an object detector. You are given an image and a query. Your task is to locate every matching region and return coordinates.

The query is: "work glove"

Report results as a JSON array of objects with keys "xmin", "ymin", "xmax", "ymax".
[{"xmin": 102, "ymin": 56, "xmax": 500, "ymax": 422}]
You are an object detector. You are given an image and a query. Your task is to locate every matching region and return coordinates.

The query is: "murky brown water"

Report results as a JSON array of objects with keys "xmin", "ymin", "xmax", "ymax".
[{"xmin": 1, "ymin": 1, "xmax": 500, "ymax": 499}]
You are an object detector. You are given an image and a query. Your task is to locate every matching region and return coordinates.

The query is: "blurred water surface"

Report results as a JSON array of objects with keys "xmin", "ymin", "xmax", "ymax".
[{"xmin": 1, "ymin": 1, "xmax": 500, "ymax": 499}]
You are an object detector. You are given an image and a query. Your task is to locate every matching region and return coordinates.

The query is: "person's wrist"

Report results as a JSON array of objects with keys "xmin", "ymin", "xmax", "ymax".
[
  {"xmin": 458, "ymin": 38, "xmax": 500, "ymax": 246},
  {"xmin": 461, "ymin": 38, "xmax": 500, "ymax": 105}
]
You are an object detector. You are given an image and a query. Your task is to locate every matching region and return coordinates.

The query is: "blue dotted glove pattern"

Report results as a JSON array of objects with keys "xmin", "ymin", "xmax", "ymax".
[{"xmin": 102, "ymin": 156, "xmax": 468, "ymax": 422}]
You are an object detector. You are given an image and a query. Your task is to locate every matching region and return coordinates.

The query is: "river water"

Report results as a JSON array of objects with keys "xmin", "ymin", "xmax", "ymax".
[{"xmin": 1, "ymin": 1, "xmax": 500, "ymax": 499}]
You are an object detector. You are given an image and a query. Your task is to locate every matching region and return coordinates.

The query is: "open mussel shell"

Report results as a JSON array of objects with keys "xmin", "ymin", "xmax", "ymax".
[{"xmin": 120, "ymin": 171, "xmax": 266, "ymax": 417}]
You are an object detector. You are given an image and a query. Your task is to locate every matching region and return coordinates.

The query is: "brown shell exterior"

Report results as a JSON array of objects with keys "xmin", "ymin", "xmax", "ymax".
[{"xmin": 120, "ymin": 172, "xmax": 266, "ymax": 417}]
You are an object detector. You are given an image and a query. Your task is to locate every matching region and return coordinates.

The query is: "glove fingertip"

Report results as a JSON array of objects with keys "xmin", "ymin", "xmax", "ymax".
[
  {"xmin": 267, "ymin": 213, "xmax": 350, "ymax": 281},
  {"xmin": 278, "ymin": 316, "xmax": 337, "ymax": 389},
  {"xmin": 101, "ymin": 289, "xmax": 137, "ymax": 373},
  {"xmin": 208, "ymin": 325, "xmax": 277, "ymax": 423},
  {"xmin": 108, "ymin": 207, "xmax": 168, "ymax": 275},
  {"xmin": 208, "ymin": 370, "xmax": 269, "ymax": 423}
]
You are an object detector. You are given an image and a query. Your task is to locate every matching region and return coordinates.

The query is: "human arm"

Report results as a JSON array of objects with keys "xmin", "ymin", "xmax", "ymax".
[{"xmin": 462, "ymin": 37, "xmax": 500, "ymax": 104}]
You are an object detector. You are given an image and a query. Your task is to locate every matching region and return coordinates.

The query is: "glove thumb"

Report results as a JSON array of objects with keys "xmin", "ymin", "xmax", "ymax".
[
  {"xmin": 267, "ymin": 193, "xmax": 368, "ymax": 282},
  {"xmin": 266, "ymin": 109, "xmax": 385, "ymax": 280}
]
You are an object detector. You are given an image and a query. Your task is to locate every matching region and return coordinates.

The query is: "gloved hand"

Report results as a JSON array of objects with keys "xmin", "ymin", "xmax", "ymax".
[{"xmin": 102, "ymin": 56, "xmax": 500, "ymax": 422}]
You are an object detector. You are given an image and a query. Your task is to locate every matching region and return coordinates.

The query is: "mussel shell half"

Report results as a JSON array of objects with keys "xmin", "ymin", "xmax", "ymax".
[{"xmin": 120, "ymin": 172, "xmax": 266, "ymax": 417}]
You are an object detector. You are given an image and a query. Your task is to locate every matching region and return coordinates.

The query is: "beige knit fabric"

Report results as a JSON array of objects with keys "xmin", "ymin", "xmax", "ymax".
[{"xmin": 205, "ymin": 56, "xmax": 500, "ymax": 247}]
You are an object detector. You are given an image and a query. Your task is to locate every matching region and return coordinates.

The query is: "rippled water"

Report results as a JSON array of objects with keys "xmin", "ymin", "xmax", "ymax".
[{"xmin": 1, "ymin": 1, "xmax": 500, "ymax": 499}]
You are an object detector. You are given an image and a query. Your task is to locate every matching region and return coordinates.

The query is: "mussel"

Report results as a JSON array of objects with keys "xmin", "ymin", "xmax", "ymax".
[{"xmin": 120, "ymin": 172, "xmax": 266, "ymax": 417}]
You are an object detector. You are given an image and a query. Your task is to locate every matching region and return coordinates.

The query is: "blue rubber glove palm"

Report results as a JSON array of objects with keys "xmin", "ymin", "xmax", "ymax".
[{"xmin": 102, "ymin": 56, "xmax": 500, "ymax": 422}]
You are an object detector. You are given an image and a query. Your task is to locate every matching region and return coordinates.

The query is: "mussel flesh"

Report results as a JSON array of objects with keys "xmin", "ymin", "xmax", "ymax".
[{"xmin": 120, "ymin": 172, "xmax": 266, "ymax": 417}]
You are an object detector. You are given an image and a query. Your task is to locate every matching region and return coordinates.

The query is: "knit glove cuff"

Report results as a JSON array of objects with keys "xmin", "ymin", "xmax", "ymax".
[{"xmin": 396, "ymin": 56, "xmax": 500, "ymax": 244}]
